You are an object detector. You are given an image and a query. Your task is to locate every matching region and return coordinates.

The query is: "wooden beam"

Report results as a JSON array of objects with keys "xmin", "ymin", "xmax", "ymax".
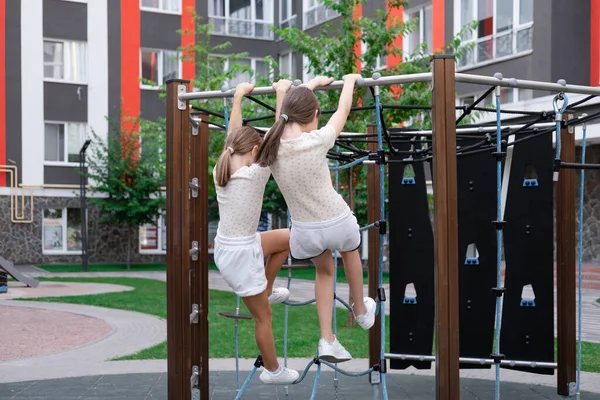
[
  {"xmin": 190, "ymin": 113, "xmax": 210, "ymax": 399},
  {"xmin": 556, "ymin": 111, "xmax": 577, "ymax": 397},
  {"xmin": 166, "ymin": 79, "xmax": 189, "ymax": 400},
  {"xmin": 430, "ymin": 55, "xmax": 460, "ymax": 400},
  {"xmin": 367, "ymin": 124, "xmax": 381, "ymax": 369}
]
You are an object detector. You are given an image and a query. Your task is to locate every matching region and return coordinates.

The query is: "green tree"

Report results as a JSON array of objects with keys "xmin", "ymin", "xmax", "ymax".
[{"xmin": 84, "ymin": 119, "xmax": 165, "ymax": 269}]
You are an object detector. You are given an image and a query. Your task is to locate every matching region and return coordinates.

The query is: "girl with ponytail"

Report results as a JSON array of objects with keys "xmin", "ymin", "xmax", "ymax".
[
  {"xmin": 255, "ymin": 75, "xmax": 377, "ymax": 364},
  {"xmin": 213, "ymin": 81, "xmax": 299, "ymax": 385}
]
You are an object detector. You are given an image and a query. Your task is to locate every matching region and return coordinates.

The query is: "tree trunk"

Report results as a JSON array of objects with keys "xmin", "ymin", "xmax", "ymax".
[{"xmin": 127, "ymin": 226, "xmax": 132, "ymax": 270}]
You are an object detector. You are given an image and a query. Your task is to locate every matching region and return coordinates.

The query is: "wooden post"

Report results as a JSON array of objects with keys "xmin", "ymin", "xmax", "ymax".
[
  {"xmin": 556, "ymin": 111, "xmax": 576, "ymax": 397},
  {"xmin": 347, "ymin": 166, "xmax": 356, "ymax": 328},
  {"xmin": 367, "ymin": 124, "xmax": 381, "ymax": 368},
  {"xmin": 190, "ymin": 113, "xmax": 210, "ymax": 399},
  {"xmin": 166, "ymin": 79, "xmax": 190, "ymax": 400},
  {"xmin": 430, "ymin": 55, "xmax": 460, "ymax": 400}
]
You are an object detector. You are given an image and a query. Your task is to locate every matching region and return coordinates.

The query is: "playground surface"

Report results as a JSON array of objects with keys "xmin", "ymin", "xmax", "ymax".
[
  {"xmin": 1, "ymin": 265, "xmax": 600, "ymax": 399},
  {"xmin": 3, "ymin": 371, "xmax": 600, "ymax": 400}
]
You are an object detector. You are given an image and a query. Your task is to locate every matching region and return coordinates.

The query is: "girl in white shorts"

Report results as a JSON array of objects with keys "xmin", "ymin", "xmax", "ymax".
[
  {"xmin": 255, "ymin": 75, "xmax": 377, "ymax": 363},
  {"xmin": 213, "ymin": 81, "xmax": 299, "ymax": 385}
]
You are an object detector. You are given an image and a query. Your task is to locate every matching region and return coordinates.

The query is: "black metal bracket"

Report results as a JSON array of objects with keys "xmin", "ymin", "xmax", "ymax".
[
  {"xmin": 375, "ymin": 220, "xmax": 387, "ymax": 235},
  {"xmin": 490, "ymin": 353, "xmax": 505, "ymax": 363},
  {"xmin": 254, "ymin": 354, "xmax": 264, "ymax": 368},
  {"xmin": 491, "ymin": 151, "xmax": 507, "ymax": 161},
  {"xmin": 368, "ymin": 150, "xmax": 387, "ymax": 165},
  {"xmin": 492, "ymin": 220, "xmax": 507, "ymax": 230},
  {"xmin": 377, "ymin": 287, "xmax": 386, "ymax": 302},
  {"xmin": 491, "ymin": 287, "xmax": 506, "ymax": 297}
]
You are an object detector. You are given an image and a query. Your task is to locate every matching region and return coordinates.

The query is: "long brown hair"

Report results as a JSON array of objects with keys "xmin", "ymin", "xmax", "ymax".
[
  {"xmin": 215, "ymin": 126, "xmax": 262, "ymax": 186},
  {"xmin": 255, "ymin": 86, "xmax": 320, "ymax": 167}
]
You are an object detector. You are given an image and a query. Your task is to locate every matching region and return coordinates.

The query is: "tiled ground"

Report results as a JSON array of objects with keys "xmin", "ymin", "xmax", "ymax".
[{"xmin": 2, "ymin": 372, "xmax": 600, "ymax": 400}]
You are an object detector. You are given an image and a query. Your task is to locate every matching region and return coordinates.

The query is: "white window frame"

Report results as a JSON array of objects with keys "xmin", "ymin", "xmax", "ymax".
[
  {"xmin": 44, "ymin": 121, "xmax": 89, "ymax": 167},
  {"xmin": 454, "ymin": 0, "xmax": 534, "ymax": 70},
  {"xmin": 219, "ymin": 56, "xmax": 274, "ymax": 87},
  {"xmin": 403, "ymin": 4, "xmax": 433, "ymax": 57},
  {"xmin": 279, "ymin": 52, "xmax": 295, "ymax": 78},
  {"xmin": 140, "ymin": 48, "xmax": 182, "ymax": 90},
  {"xmin": 42, "ymin": 207, "xmax": 84, "ymax": 255},
  {"xmin": 140, "ymin": 0, "xmax": 181, "ymax": 15},
  {"xmin": 208, "ymin": 0, "xmax": 275, "ymax": 40},
  {"xmin": 43, "ymin": 38, "xmax": 88, "ymax": 85},
  {"xmin": 303, "ymin": 0, "xmax": 340, "ymax": 30},
  {"xmin": 139, "ymin": 210, "xmax": 167, "ymax": 255},
  {"xmin": 279, "ymin": 0, "xmax": 297, "ymax": 28}
]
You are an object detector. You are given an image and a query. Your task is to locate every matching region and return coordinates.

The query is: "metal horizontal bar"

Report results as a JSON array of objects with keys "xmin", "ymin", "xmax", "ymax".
[
  {"xmin": 373, "ymin": 122, "xmax": 556, "ymax": 137},
  {"xmin": 559, "ymin": 162, "xmax": 600, "ymax": 170},
  {"xmin": 384, "ymin": 353, "xmax": 557, "ymax": 369},
  {"xmin": 456, "ymin": 73, "xmax": 600, "ymax": 96},
  {"xmin": 179, "ymin": 73, "xmax": 433, "ymax": 101}
]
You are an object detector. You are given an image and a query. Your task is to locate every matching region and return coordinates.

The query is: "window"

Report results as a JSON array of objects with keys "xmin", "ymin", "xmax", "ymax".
[
  {"xmin": 279, "ymin": 52, "xmax": 296, "ymax": 78},
  {"xmin": 221, "ymin": 57, "xmax": 270, "ymax": 87},
  {"xmin": 280, "ymin": 0, "xmax": 297, "ymax": 28},
  {"xmin": 303, "ymin": 0, "xmax": 339, "ymax": 29},
  {"xmin": 43, "ymin": 39, "xmax": 88, "ymax": 83},
  {"xmin": 362, "ymin": 36, "xmax": 387, "ymax": 71},
  {"xmin": 140, "ymin": 49, "xmax": 181, "ymax": 88},
  {"xmin": 404, "ymin": 5, "xmax": 433, "ymax": 55},
  {"xmin": 44, "ymin": 122, "xmax": 87, "ymax": 164},
  {"xmin": 139, "ymin": 210, "xmax": 167, "ymax": 254},
  {"xmin": 456, "ymin": 0, "xmax": 533, "ymax": 68},
  {"xmin": 209, "ymin": 0, "xmax": 274, "ymax": 40},
  {"xmin": 43, "ymin": 208, "xmax": 82, "ymax": 253},
  {"xmin": 140, "ymin": 0, "xmax": 180, "ymax": 13}
]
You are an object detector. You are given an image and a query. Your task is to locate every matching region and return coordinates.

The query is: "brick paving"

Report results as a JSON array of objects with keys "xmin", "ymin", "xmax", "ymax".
[{"xmin": 2, "ymin": 372, "xmax": 600, "ymax": 400}]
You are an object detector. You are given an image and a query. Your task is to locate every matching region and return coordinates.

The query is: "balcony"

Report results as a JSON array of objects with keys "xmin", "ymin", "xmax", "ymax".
[
  {"xmin": 303, "ymin": 3, "xmax": 339, "ymax": 30},
  {"xmin": 209, "ymin": 16, "xmax": 275, "ymax": 40},
  {"xmin": 458, "ymin": 24, "xmax": 533, "ymax": 69}
]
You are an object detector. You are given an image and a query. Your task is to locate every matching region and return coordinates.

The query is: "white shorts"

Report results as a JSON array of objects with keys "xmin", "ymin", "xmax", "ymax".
[
  {"xmin": 290, "ymin": 210, "xmax": 361, "ymax": 260},
  {"xmin": 213, "ymin": 232, "xmax": 267, "ymax": 298}
]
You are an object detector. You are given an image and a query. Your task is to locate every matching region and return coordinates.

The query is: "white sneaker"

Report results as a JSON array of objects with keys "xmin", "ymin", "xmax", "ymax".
[
  {"xmin": 318, "ymin": 337, "xmax": 352, "ymax": 363},
  {"xmin": 268, "ymin": 287, "xmax": 290, "ymax": 304},
  {"xmin": 354, "ymin": 297, "xmax": 377, "ymax": 330},
  {"xmin": 259, "ymin": 366, "xmax": 299, "ymax": 385}
]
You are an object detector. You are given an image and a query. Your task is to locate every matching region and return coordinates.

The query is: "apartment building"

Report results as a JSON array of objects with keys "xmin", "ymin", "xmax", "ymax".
[{"xmin": 1, "ymin": 0, "xmax": 600, "ymax": 265}]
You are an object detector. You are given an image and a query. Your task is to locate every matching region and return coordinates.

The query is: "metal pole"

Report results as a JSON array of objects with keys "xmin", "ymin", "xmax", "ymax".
[
  {"xmin": 349, "ymin": 122, "xmax": 557, "ymax": 137},
  {"xmin": 79, "ymin": 139, "xmax": 91, "ymax": 272},
  {"xmin": 179, "ymin": 73, "xmax": 433, "ymax": 101},
  {"xmin": 455, "ymin": 73, "xmax": 600, "ymax": 96}
]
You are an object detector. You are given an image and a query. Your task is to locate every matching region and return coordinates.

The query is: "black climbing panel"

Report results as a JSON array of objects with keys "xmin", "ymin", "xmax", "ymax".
[
  {"xmin": 456, "ymin": 143, "xmax": 499, "ymax": 369},
  {"xmin": 389, "ymin": 140, "xmax": 435, "ymax": 370},
  {"xmin": 500, "ymin": 133, "xmax": 555, "ymax": 375}
]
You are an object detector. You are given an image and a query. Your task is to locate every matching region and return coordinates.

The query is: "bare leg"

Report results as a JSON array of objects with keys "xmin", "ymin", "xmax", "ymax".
[
  {"xmin": 242, "ymin": 291, "xmax": 279, "ymax": 371},
  {"xmin": 260, "ymin": 229, "xmax": 290, "ymax": 295},
  {"xmin": 312, "ymin": 250, "xmax": 335, "ymax": 343},
  {"xmin": 340, "ymin": 249, "xmax": 366, "ymax": 316}
]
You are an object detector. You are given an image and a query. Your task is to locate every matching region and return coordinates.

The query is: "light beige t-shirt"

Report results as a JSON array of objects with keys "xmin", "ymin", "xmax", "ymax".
[
  {"xmin": 213, "ymin": 164, "xmax": 271, "ymax": 238},
  {"xmin": 270, "ymin": 124, "xmax": 349, "ymax": 223}
]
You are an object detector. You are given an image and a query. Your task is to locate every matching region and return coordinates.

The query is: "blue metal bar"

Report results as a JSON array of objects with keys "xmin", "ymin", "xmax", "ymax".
[
  {"xmin": 333, "ymin": 150, "xmax": 340, "ymax": 390},
  {"xmin": 493, "ymin": 89, "xmax": 503, "ymax": 400},
  {"xmin": 234, "ymin": 366, "xmax": 258, "ymax": 400},
  {"xmin": 374, "ymin": 87, "xmax": 388, "ymax": 400}
]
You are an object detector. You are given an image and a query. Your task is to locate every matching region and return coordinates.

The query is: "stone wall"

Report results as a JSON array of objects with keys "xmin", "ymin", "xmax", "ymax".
[{"xmin": 0, "ymin": 196, "xmax": 165, "ymax": 265}]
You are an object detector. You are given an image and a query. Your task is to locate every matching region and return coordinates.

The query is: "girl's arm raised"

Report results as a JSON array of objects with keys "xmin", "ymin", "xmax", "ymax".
[
  {"xmin": 227, "ymin": 82, "xmax": 254, "ymax": 135},
  {"xmin": 327, "ymin": 74, "xmax": 361, "ymax": 137},
  {"xmin": 272, "ymin": 79, "xmax": 293, "ymax": 119}
]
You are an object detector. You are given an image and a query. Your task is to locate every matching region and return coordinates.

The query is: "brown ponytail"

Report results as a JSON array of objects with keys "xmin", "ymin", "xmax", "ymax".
[
  {"xmin": 255, "ymin": 87, "xmax": 320, "ymax": 167},
  {"xmin": 214, "ymin": 126, "xmax": 262, "ymax": 186}
]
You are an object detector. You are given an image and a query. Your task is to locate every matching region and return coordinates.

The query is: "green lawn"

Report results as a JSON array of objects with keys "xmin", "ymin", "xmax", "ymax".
[
  {"xmin": 22, "ymin": 277, "xmax": 599, "ymax": 373},
  {"xmin": 38, "ymin": 262, "xmax": 390, "ymax": 285},
  {"xmin": 27, "ymin": 277, "xmax": 387, "ymax": 361}
]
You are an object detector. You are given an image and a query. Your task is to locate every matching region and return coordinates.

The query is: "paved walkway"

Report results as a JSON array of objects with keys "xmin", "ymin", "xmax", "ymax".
[
  {"xmin": 33, "ymin": 269, "xmax": 600, "ymax": 343},
  {"xmin": 2, "ymin": 372, "xmax": 600, "ymax": 399}
]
